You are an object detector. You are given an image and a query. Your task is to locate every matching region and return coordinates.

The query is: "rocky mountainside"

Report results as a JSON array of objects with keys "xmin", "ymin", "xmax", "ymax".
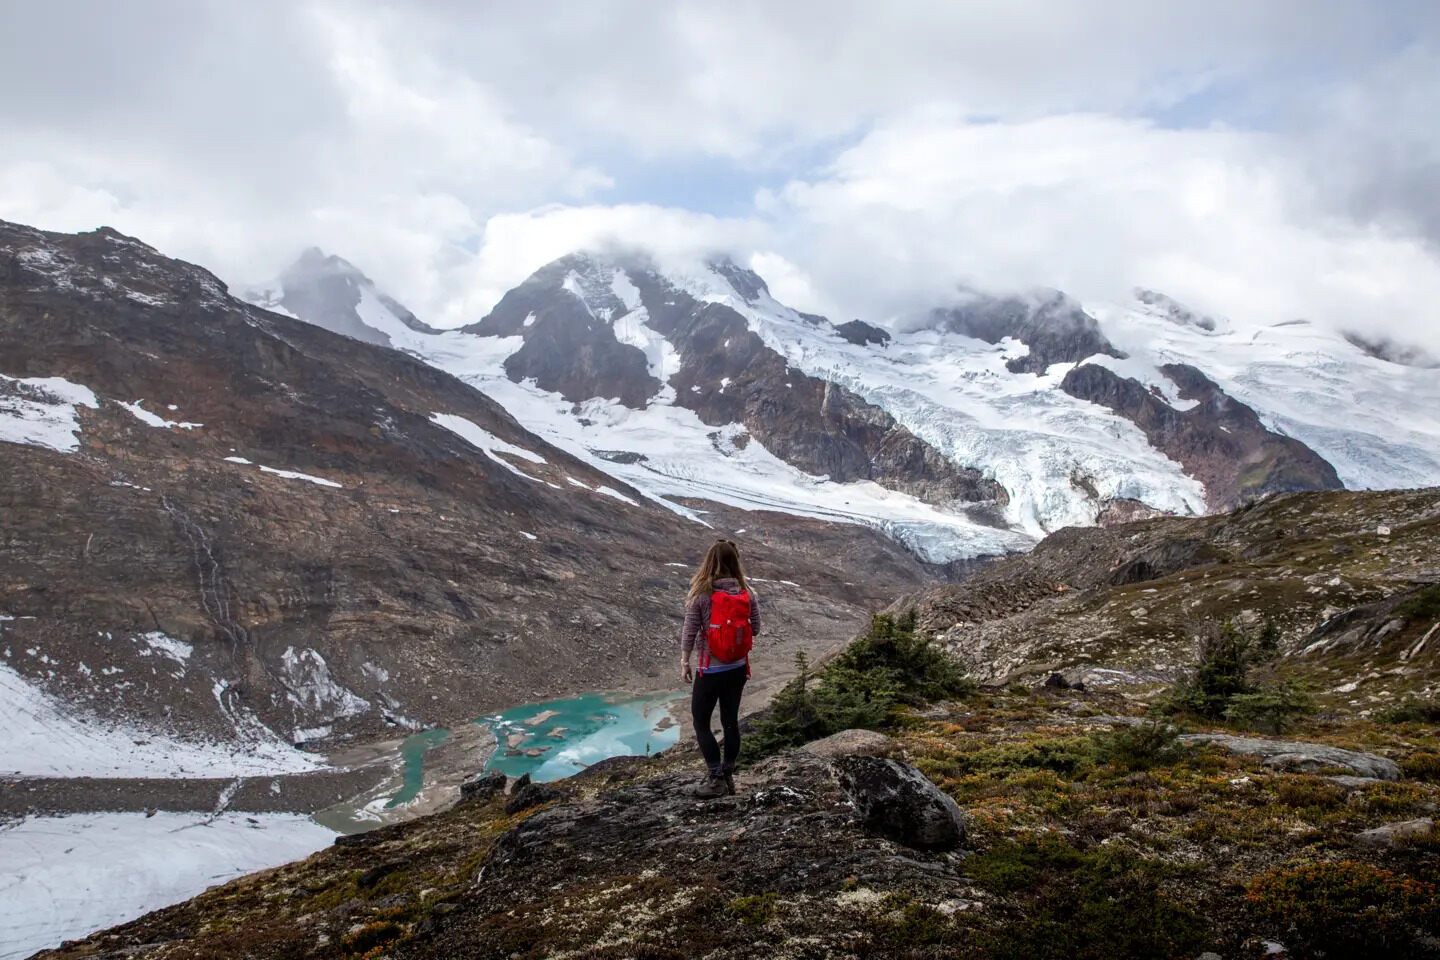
[
  {"xmin": 0, "ymin": 220, "xmax": 939, "ymax": 768},
  {"xmin": 928, "ymin": 289, "xmax": 1124, "ymax": 374},
  {"xmin": 464, "ymin": 254, "xmax": 1005, "ymax": 511},
  {"xmin": 1059, "ymin": 361, "xmax": 1342, "ymax": 509},
  {"xmin": 253, "ymin": 247, "xmax": 1440, "ymax": 562},
  {"xmin": 37, "ymin": 487, "xmax": 1440, "ymax": 959}
]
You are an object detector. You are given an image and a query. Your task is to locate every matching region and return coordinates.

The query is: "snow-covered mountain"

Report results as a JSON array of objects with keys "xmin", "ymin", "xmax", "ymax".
[
  {"xmin": 253, "ymin": 248, "xmax": 1440, "ymax": 563},
  {"xmin": 245, "ymin": 248, "xmax": 440, "ymax": 348}
]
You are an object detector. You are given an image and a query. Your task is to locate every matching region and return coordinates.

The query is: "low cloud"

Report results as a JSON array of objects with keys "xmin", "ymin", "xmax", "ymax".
[{"xmin": 1, "ymin": 1, "xmax": 1436, "ymax": 352}]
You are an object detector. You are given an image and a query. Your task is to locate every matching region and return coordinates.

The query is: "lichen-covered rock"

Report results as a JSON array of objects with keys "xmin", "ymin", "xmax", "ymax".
[
  {"xmin": 830, "ymin": 755, "xmax": 966, "ymax": 850},
  {"xmin": 799, "ymin": 729, "xmax": 896, "ymax": 759},
  {"xmin": 1355, "ymin": 818, "xmax": 1434, "ymax": 849},
  {"xmin": 458, "ymin": 772, "xmax": 506, "ymax": 803},
  {"xmin": 1178, "ymin": 734, "xmax": 1401, "ymax": 781}
]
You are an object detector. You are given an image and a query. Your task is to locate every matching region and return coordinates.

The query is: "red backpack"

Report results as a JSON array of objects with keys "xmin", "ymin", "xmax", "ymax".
[{"xmin": 704, "ymin": 588, "xmax": 753, "ymax": 672}]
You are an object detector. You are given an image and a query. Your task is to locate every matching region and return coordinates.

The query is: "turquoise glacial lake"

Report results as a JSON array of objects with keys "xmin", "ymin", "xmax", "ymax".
[
  {"xmin": 382, "ymin": 691, "xmax": 684, "ymax": 808},
  {"xmin": 482, "ymin": 691, "xmax": 684, "ymax": 782}
]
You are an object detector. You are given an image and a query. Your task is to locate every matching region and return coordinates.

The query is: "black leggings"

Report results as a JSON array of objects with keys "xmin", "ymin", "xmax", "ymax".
[{"xmin": 691, "ymin": 667, "xmax": 747, "ymax": 773}]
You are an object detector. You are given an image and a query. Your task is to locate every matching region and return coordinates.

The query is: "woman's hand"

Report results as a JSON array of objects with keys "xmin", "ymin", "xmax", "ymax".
[{"xmin": 681, "ymin": 660, "xmax": 694, "ymax": 683}]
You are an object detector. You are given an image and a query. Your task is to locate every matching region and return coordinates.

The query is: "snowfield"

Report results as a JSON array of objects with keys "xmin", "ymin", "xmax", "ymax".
[
  {"xmin": 0, "ymin": 661, "xmax": 323, "ymax": 778},
  {"xmin": 0, "ymin": 812, "xmax": 335, "ymax": 960}
]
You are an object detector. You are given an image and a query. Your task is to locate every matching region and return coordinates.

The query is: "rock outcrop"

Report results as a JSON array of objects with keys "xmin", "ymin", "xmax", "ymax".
[
  {"xmin": 1178, "ymin": 734, "xmax": 1402, "ymax": 780},
  {"xmin": 831, "ymin": 755, "xmax": 967, "ymax": 850},
  {"xmin": 799, "ymin": 728, "xmax": 896, "ymax": 759},
  {"xmin": 1060, "ymin": 361, "xmax": 1342, "ymax": 510},
  {"xmin": 930, "ymin": 290, "xmax": 1124, "ymax": 374}
]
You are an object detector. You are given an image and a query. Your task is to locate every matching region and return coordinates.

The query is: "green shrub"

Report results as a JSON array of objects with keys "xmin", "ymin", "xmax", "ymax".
[
  {"xmin": 954, "ymin": 737, "xmax": 1097, "ymax": 778},
  {"xmin": 740, "ymin": 611, "xmax": 972, "ymax": 763},
  {"xmin": 1091, "ymin": 722, "xmax": 1185, "ymax": 771},
  {"xmin": 1402, "ymin": 752, "xmax": 1440, "ymax": 781},
  {"xmin": 1223, "ymin": 681, "xmax": 1315, "ymax": 734},
  {"xmin": 1378, "ymin": 699, "xmax": 1440, "ymax": 724},
  {"xmin": 1246, "ymin": 861, "xmax": 1440, "ymax": 959},
  {"xmin": 340, "ymin": 921, "xmax": 404, "ymax": 953},
  {"xmin": 1157, "ymin": 619, "xmax": 1313, "ymax": 731},
  {"xmin": 1396, "ymin": 584, "xmax": 1440, "ymax": 623},
  {"xmin": 724, "ymin": 893, "xmax": 778, "ymax": 926},
  {"xmin": 1159, "ymin": 620, "xmax": 1255, "ymax": 719},
  {"xmin": 1275, "ymin": 779, "xmax": 1348, "ymax": 812},
  {"xmin": 970, "ymin": 839, "xmax": 1209, "ymax": 960}
]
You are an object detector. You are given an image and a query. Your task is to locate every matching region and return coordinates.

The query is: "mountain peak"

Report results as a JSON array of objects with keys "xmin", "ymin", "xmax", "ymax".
[{"xmin": 246, "ymin": 248, "xmax": 438, "ymax": 344}]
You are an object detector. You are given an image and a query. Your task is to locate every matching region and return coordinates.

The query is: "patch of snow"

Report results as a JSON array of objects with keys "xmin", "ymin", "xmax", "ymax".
[
  {"xmin": 522, "ymin": 311, "xmax": 536, "ymax": 328},
  {"xmin": 610, "ymin": 270, "xmax": 642, "ymax": 312},
  {"xmin": 257, "ymin": 465, "xmax": 342, "ymax": 488},
  {"xmin": 117, "ymin": 400, "xmax": 201, "ymax": 430},
  {"xmin": 430, "ymin": 412, "xmax": 547, "ymax": 482},
  {"xmin": 611, "ymin": 300, "xmax": 681, "ymax": 396},
  {"xmin": 566, "ymin": 476, "xmax": 589, "ymax": 488},
  {"xmin": 561, "ymin": 271, "xmax": 592, "ymax": 316},
  {"xmin": 0, "ymin": 374, "xmax": 97, "ymax": 453},
  {"xmin": 520, "ymin": 531, "xmax": 538, "ymax": 540},
  {"xmin": 223, "ymin": 456, "xmax": 342, "ymax": 488},
  {"xmin": 0, "ymin": 812, "xmax": 334, "ymax": 960},
  {"xmin": 0, "ymin": 663, "xmax": 321, "ymax": 777},
  {"xmin": 596, "ymin": 486, "xmax": 639, "ymax": 506},
  {"xmin": 137, "ymin": 631, "xmax": 192, "ymax": 665},
  {"xmin": 278, "ymin": 647, "xmax": 369, "ymax": 721}
]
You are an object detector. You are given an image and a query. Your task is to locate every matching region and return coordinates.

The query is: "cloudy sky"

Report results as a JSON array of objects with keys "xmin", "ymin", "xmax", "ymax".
[{"xmin": 2, "ymin": 1, "xmax": 1438, "ymax": 348}]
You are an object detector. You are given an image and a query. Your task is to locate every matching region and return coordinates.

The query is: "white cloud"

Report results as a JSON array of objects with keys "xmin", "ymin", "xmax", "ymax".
[
  {"xmin": 0, "ymin": 1, "xmax": 1437, "ymax": 353},
  {"xmin": 756, "ymin": 109, "xmax": 1440, "ymax": 351}
]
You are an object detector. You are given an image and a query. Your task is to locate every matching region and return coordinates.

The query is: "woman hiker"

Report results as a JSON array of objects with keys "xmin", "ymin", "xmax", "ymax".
[{"xmin": 681, "ymin": 538, "xmax": 760, "ymax": 798}]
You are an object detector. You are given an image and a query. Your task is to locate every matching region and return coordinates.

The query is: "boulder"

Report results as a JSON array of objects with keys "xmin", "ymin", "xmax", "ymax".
[
  {"xmin": 505, "ymin": 782, "xmax": 562, "ymax": 814},
  {"xmin": 506, "ymin": 772, "xmax": 531, "ymax": 795},
  {"xmin": 1178, "ymin": 734, "xmax": 1401, "ymax": 781},
  {"xmin": 1355, "ymin": 818, "xmax": 1434, "ymax": 849},
  {"xmin": 459, "ymin": 771, "xmax": 507, "ymax": 803},
  {"xmin": 800, "ymin": 729, "xmax": 896, "ymax": 759},
  {"xmin": 830, "ymin": 756, "xmax": 966, "ymax": 851}
]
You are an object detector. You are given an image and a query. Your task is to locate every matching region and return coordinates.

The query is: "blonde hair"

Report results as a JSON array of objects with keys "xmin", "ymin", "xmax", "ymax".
[{"xmin": 687, "ymin": 538, "xmax": 751, "ymax": 602}]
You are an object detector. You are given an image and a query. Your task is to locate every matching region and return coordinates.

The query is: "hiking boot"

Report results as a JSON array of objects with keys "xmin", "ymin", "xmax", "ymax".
[
  {"xmin": 694, "ymin": 774, "xmax": 728, "ymax": 799},
  {"xmin": 720, "ymin": 765, "xmax": 737, "ymax": 795}
]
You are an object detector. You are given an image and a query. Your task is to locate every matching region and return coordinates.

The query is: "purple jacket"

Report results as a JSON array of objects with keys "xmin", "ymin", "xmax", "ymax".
[{"xmin": 681, "ymin": 577, "xmax": 761, "ymax": 666}]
